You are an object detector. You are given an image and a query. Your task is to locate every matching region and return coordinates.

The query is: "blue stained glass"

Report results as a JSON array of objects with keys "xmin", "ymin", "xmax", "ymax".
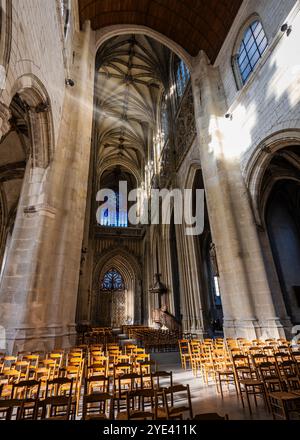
[
  {"xmin": 101, "ymin": 269, "xmax": 124, "ymax": 290},
  {"xmin": 99, "ymin": 191, "xmax": 128, "ymax": 227},
  {"xmin": 175, "ymin": 59, "xmax": 190, "ymax": 99}
]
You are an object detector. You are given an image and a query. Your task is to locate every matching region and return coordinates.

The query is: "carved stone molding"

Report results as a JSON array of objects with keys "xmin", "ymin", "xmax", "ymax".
[
  {"xmin": 175, "ymin": 84, "xmax": 197, "ymax": 169},
  {"xmin": 0, "ymin": 101, "xmax": 11, "ymax": 139},
  {"xmin": 23, "ymin": 203, "xmax": 57, "ymax": 218}
]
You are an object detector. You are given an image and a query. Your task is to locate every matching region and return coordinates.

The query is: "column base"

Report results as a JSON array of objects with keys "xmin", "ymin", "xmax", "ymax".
[
  {"xmin": 0, "ymin": 323, "xmax": 77, "ymax": 354},
  {"xmin": 223, "ymin": 317, "xmax": 286, "ymax": 340},
  {"xmin": 181, "ymin": 316, "xmax": 206, "ymax": 338}
]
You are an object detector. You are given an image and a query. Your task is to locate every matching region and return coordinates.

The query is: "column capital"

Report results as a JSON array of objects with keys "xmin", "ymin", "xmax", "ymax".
[{"xmin": 0, "ymin": 101, "xmax": 11, "ymax": 139}]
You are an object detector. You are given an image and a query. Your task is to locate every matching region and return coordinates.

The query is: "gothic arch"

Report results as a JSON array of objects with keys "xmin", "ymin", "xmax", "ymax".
[
  {"xmin": 9, "ymin": 74, "xmax": 55, "ymax": 168},
  {"xmin": 183, "ymin": 160, "xmax": 202, "ymax": 189},
  {"xmin": 244, "ymin": 130, "xmax": 300, "ymax": 330},
  {"xmin": 95, "ymin": 25, "xmax": 192, "ymax": 70},
  {"xmin": 98, "ymin": 158, "xmax": 142, "ymax": 186},
  {"xmin": 92, "ymin": 248, "xmax": 142, "ymax": 326},
  {"xmin": 244, "ymin": 129, "xmax": 300, "ymax": 226}
]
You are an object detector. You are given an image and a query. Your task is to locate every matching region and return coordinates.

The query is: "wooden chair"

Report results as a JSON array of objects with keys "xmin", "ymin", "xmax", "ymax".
[
  {"xmin": 160, "ymin": 384, "xmax": 193, "ymax": 420},
  {"xmin": 277, "ymin": 360, "xmax": 300, "ymax": 391},
  {"xmin": 113, "ymin": 373, "xmax": 142, "ymax": 414},
  {"xmin": 232, "ymin": 354, "xmax": 268, "ymax": 414},
  {"xmin": 44, "ymin": 377, "xmax": 75, "ymax": 419},
  {"xmin": 14, "ymin": 361, "xmax": 30, "ymax": 380},
  {"xmin": 84, "ymin": 375, "xmax": 110, "ymax": 395},
  {"xmin": 151, "ymin": 371, "xmax": 173, "ymax": 392},
  {"xmin": 41, "ymin": 395, "xmax": 73, "ymax": 420},
  {"xmin": 87, "ymin": 363, "xmax": 108, "ymax": 378},
  {"xmin": 0, "ymin": 399, "xmax": 21, "ymax": 420},
  {"xmin": 59, "ymin": 361, "xmax": 85, "ymax": 416},
  {"xmin": 215, "ymin": 364, "xmax": 238, "ymax": 398},
  {"xmin": 117, "ymin": 389, "xmax": 155, "ymax": 420},
  {"xmin": 12, "ymin": 379, "xmax": 41, "ymax": 419},
  {"xmin": 256, "ymin": 361, "xmax": 283, "ymax": 394},
  {"xmin": 113, "ymin": 362, "xmax": 132, "ymax": 379},
  {"xmin": 269, "ymin": 391, "xmax": 300, "ymax": 419},
  {"xmin": 82, "ymin": 392, "xmax": 113, "ymax": 420},
  {"xmin": 178, "ymin": 340, "xmax": 190, "ymax": 370}
]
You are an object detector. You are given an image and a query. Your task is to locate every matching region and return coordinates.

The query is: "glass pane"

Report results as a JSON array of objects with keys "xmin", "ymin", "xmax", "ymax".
[
  {"xmin": 101, "ymin": 269, "xmax": 124, "ymax": 290},
  {"xmin": 250, "ymin": 50, "xmax": 260, "ymax": 69},
  {"xmin": 255, "ymin": 28, "xmax": 265, "ymax": 46},
  {"xmin": 243, "ymin": 27, "xmax": 253, "ymax": 46},
  {"xmin": 242, "ymin": 64, "xmax": 252, "ymax": 82},
  {"xmin": 258, "ymin": 37, "xmax": 268, "ymax": 54},
  {"xmin": 238, "ymin": 49, "xmax": 247, "ymax": 65},
  {"xmin": 247, "ymin": 42, "xmax": 258, "ymax": 60},
  {"xmin": 239, "ymin": 56, "xmax": 249, "ymax": 72},
  {"xmin": 245, "ymin": 35, "xmax": 255, "ymax": 52},
  {"xmin": 251, "ymin": 20, "xmax": 260, "ymax": 34},
  {"xmin": 238, "ymin": 41, "xmax": 244, "ymax": 56}
]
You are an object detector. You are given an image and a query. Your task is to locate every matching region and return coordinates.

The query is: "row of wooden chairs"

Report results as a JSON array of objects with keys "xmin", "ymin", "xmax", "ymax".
[
  {"xmin": 0, "ymin": 369, "xmax": 195, "ymax": 420},
  {"xmin": 179, "ymin": 337, "xmax": 300, "ymax": 419},
  {"xmin": 1, "ymin": 341, "xmax": 198, "ymax": 420}
]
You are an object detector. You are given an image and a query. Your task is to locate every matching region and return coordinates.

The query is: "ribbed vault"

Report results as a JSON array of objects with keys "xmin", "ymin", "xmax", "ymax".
[{"xmin": 94, "ymin": 34, "xmax": 170, "ymax": 183}]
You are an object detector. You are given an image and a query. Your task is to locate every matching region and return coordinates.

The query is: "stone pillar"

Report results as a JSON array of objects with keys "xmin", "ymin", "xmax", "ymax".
[
  {"xmin": 75, "ymin": 139, "xmax": 94, "ymax": 327},
  {"xmin": 0, "ymin": 22, "xmax": 95, "ymax": 353},
  {"xmin": 176, "ymin": 223, "xmax": 205, "ymax": 337},
  {"xmin": 191, "ymin": 51, "xmax": 284, "ymax": 339}
]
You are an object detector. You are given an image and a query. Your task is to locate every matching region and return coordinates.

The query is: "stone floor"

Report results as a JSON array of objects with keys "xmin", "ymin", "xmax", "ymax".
[{"xmin": 151, "ymin": 351, "xmax": 272, "ymax": 420}]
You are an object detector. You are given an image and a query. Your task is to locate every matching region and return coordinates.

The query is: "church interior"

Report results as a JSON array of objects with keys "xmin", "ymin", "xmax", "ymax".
[{"xmin": 0, "ymin": 0, "xmax": 300, "ymax": 421}]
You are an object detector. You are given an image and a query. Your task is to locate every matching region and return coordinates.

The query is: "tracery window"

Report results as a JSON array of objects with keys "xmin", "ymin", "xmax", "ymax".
[
  {"xmin": 236, "ymin": 20, "xmax": 267, "ymax": 84},
  {"xmin": 101, "ymin": 269, "xmax": 124, "ymax": 291},
  {"xmin": 175, "ymin": 58, "xmax": 190, "ymax": 100}
]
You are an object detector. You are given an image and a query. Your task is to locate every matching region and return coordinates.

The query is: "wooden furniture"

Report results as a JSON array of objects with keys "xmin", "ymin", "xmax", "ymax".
[{"xmin": 269, "ymin": 391, "xmax": 300, "ymax": 420}]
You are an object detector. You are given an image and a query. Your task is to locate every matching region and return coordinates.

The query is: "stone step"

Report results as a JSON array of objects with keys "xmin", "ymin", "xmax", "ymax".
[{"xmin": 119, "ymin": 338, "xmax": 137, "ymax": 346}]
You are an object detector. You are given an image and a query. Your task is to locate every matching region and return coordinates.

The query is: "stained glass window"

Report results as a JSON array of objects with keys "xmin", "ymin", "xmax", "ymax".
[
  {"xmin": 99, "ymin": 192, "xmax": 128, "ymax": 227},
  {"xmin": 175, "ymin": 59, "xmax": 190, "ymax": 100},
  {"xmin": 238, "ymin": 20, "xmax": 267, "ymax": 84},
  {"xmin": 161, "ymin": 94, "xmax": 169, "ymax": 144},
  {"xmin": 101, "ymin": 269, "xmax": 124, "ymax": 290}
]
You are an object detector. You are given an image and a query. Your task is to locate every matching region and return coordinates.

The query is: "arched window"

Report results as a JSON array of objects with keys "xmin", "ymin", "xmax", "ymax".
[
  {"xmin": 99, "ymin": 191, "xmax": 128, "ymax": 227},
  {"xmin": 161, "ymin": 93, "xmax": 169, "ymax": 145},
  {"xmin": 235, "ymin": 20, "xmax": 267, "ymax": 85},
  {"xmin": 174, "ymin": 57, "xmax": 190, "ymax": 101},
  {"xmin": 101, "ymin": 269, "xmax": 124, "ymax": 291}
]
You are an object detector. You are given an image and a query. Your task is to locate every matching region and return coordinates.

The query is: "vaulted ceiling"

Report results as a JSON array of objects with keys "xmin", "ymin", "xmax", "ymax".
[
  {"xmin": 78, "ymin": 0, "xmax": 242, "ymax": 60},
  {"xmin": 94, "ymin": 34, "xmax": 170, "ymax": 182}
]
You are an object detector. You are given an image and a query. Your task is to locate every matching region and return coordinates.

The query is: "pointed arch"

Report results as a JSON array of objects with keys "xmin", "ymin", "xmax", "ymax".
[{"xmin": 92, "ymin": 248, "xmax": 142, "ymax": 326}]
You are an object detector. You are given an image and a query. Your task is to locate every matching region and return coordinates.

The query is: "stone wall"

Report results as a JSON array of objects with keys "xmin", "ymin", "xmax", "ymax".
[{"xmin": 215, "ymin": 0, "xmax": 300, "ymax": 171}]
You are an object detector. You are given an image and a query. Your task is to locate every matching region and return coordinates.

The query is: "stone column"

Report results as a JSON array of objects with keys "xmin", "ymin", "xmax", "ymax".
[
  {"xmin": 191, "ymin": 51, "xmax": 284, "ymax": 339},
  {"xmin": 0, "ymin": 22, "xmax": 95, "ymax": 353},
  {"xmin": 75, "ymin": 138, "xmax": 94, "ymax": 327},
  {"xmin": 176, "ymin": 223, "xmax": 205, "ymax": 337}
]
